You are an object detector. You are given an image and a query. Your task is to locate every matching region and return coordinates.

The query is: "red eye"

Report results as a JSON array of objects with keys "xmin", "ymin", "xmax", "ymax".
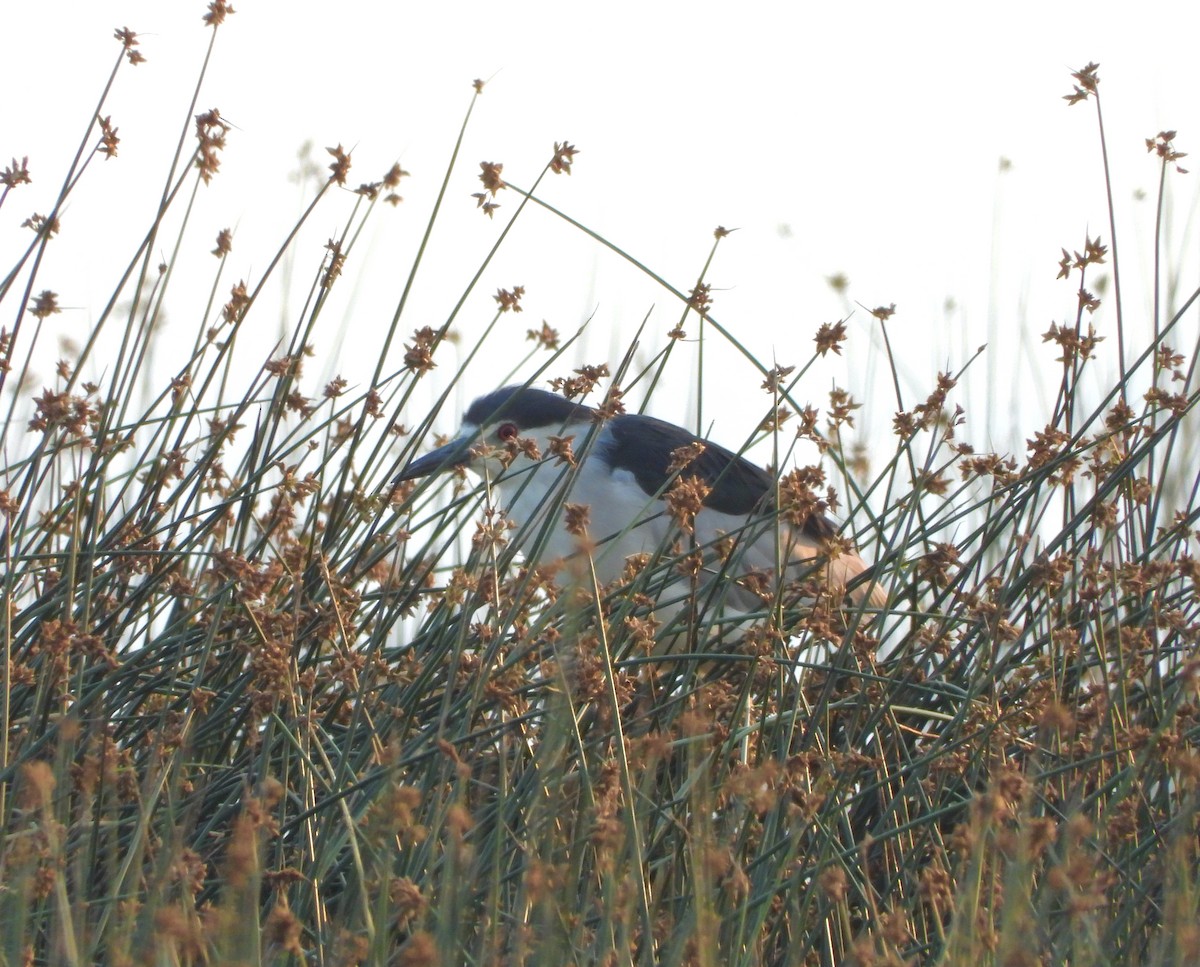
[{"xmin": 497, "ymin": 422, "xmax": 519, "ymax": 442}]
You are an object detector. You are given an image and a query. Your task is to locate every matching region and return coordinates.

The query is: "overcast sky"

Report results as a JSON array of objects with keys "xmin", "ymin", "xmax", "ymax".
[{"xmin": 4, "ymin": 1, "xmax": 1199, "ymax": 461}]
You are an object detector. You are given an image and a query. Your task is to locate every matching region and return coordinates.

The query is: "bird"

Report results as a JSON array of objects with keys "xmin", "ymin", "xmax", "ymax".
[{"xmin": 396, "ymin": 385, "xmax": 884, "ymax": 632}]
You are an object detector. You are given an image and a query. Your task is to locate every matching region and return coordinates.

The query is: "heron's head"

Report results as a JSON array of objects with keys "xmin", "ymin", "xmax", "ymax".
[{"xmin": 395, "ymin": 385, "xmax": 594, "ymax": 484}]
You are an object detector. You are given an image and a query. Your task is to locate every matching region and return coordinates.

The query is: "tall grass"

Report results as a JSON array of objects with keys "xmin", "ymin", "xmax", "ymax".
[{"xmin": 1, "ymin": 15, "xmax": 1197, "ymax": 967}]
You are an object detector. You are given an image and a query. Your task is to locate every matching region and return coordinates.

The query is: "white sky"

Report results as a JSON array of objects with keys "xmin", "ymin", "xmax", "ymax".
[{"xmin": 4, "ymin": 1, "xmax": 1199, "ymax": 466}]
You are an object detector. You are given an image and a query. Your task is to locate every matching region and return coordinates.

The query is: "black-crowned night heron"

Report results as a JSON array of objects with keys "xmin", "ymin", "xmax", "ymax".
[{"xmin": 397, "ymin": 385, "xmax": 883, "ymax": 621}]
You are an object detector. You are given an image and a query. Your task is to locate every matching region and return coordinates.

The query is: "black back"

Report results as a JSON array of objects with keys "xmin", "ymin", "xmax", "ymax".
[
  {"xmin": 603, "ymin": 414, "xmax": 769, "ymax": 515},
  {"xmin": 603, "ymin": 413, "xmax": 836, "ymax": 541},
  {"xmin": 464, "ymin": 386, "xmax": 593, "ymax": 430}
]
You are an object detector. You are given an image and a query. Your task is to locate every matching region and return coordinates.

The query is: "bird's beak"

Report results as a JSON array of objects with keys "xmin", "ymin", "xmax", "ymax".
[{"xmin": 395, "ymin": 435, "xmax": 474, "ymax": 482}]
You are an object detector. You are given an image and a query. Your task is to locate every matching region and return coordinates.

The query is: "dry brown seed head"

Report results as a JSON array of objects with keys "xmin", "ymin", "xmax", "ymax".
[
  {"xmin": 114, "ymin": 27, "xmax": 145, "ymax": 64},
  {"xmin": 550, "ymin": 141, "xmax": 578, "ymax": 175},
  {"xmin": 687, "ymin": 282, "xmax": 713, "ymax": 314},
  {"xmin": 1, "ymin": 156, "xmax": 31, "ymax": 189},
  {"xmin": 203, "ymin": 1, "xmax": 236, "ymax": 27},
  {"xmin": 1146, "ymin": 130, "xmax": 1189, "ymax": 173},
  {"xmin": 814, "ymin": 320, "xmax": 847, "ymax": 356},
  {"xmin": 493, "ymin": 286, "xmax": 524, "ymax": 312},
  {"xmin": 528, "ymin": 433, "xmax": 571, "ymax": 471},
  {"xmin": 818, "ymin": 864, "xmax": 848, "ymax": 902},
  {"xmin": 827, "ymin": 386, "xmax": 860, "ymax": 429},
  {"xmin": 667, "ymin": 441, "xmax": 706, "ymax": 475},
  {"xmin": 592, "ymin": 384, "xmax": 625, "ymax": 421},
  {"xmin": 525, "ymin": 320, "xmax": 560, "ymax": 350},
  {"xmin": 396, "ymin": 931, "xmax": 436, "ymax": 967},
  {"xmin": 22, "ymin": 212, "xmax": 60, "ymax": 237},
  {"xmin": 321, "ymin": 238, "xmax": 346, "ymax": 288},
  {"xmin": 666, "ymin": 476, "xmax": 711, "ymax": 534},
  {"xmin": 391, "ymin": 877, "xmax": 427, "ymax": 927},
  {"xmin": 212, "ymin": 227, "xmax": 232, "ymax": 257},
  {"xmin": 194, "ymin": 110, "xmax": 229, "ymax": 184},
  {"xmin": 97, "ymin": 116, "xmax": 120, "ymax": 158},
  {"xmin": 383, "ymin": 162, "xmax": 410, "ymax": 187},
  {"xmin": 403, "ymin": 326, "xmax": 439, "ymax": 375},
  {"xmin": 563, "ymin": 503, "xmax": 590, "ymax": 537},
  {"xmin": 326, "ymin": 144, "xmax": 351, "ymax": 185},
  {"xmin": 1064, "ymin": 62, "xmax": 1100, "ymax": 104},
  {"xmin": 761, "ymin": 364, "xmax": 795, "ymax": 393},
  {"xmin": 29, "ymin": 290, "xmax": 60, "ymax": 320},
  {"xmin": 478, "ymin": 160, "xmax": 505, "ymax": 195},
  {"xmin": 264, "ymin": 897, "xmax": 304, "ymax": 956}
]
